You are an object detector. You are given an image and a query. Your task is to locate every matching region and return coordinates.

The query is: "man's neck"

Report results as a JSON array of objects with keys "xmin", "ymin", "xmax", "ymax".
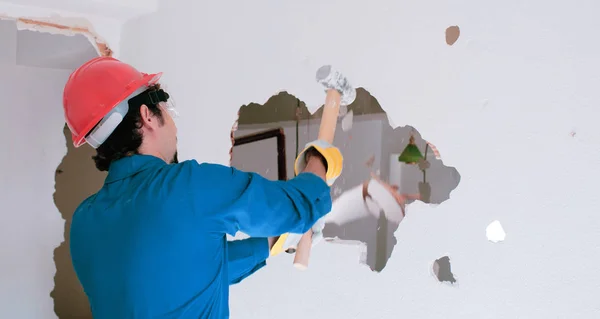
[{"xmin": 137, "ymin": 146, "xmax": 168, "ymax": 164}]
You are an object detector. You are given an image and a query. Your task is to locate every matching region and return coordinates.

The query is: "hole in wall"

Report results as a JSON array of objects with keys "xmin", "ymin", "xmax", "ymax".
[
  {"xmin": 229, "ymin": 88, "xmax": 461, "ymax": 272},
  {"xmin": 433, "ymin": 255, "xmax": 457, "ymax": 285},
  {"xmin": 52, "ymin": 126, "xmax": 105, "ymax": 319},
  {"xmin": 51, "ymin": 63, "xmax": 104, "ymax": 317},
  {"xmin": 446, "ymin": 25, "xmax": 460, "ymax": 46}
]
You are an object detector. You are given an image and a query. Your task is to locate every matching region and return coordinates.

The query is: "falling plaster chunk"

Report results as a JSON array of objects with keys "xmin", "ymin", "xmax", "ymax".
[
  {"xmin": 433, "ymin": 256, "xmax": 457, "ymax": 285},
  {"xmin": 339, "ymin": 104, "xmax": 348, "ymax": 117},
  {"xmin": 445, "ymin": 25, "xmax": 460, "ymax": 46},
  {"xmin": 341, "ymin": 109, "xmax": 354, "ymax": 132},
  {"xmin": 486, "ymin": 220, "xmax": 506, "ymax": 243},
  {"xmin": 363, "ymin": 177, "xmax": 405, "ymax": 223},
  {"xmin": 332, "ymin": 186, "xmax": 343, "ymax": 196}
]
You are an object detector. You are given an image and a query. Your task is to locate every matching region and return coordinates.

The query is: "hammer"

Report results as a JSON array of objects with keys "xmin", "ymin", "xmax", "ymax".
[{"xmin": 293, "ymin": 65, "xmax": 356, "ymax": 270}]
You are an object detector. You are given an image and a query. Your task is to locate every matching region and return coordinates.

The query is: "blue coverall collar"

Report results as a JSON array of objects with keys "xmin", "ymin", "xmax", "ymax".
[{"xmin": 105, "ymin": 154, "xmax": 167, "ymax": 183}]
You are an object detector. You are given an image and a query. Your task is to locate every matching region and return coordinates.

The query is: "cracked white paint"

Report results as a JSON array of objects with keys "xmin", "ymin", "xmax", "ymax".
[{"xmin": 363, "ymin": 177, "xmax": 405, "ymax": 224}]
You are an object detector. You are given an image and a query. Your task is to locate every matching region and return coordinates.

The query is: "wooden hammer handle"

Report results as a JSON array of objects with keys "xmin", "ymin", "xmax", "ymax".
[
  {"xmin": 293, "ymin": 89, "xmax": 342, "ymax": 270},
  {"xmin": 316, "ymin": 89, "xmax": 341, "ymax": 144}
]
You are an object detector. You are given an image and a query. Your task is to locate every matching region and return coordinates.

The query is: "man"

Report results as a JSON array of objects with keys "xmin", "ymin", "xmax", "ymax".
[{"xmin": 62, "ymin": 56, "xmax": 343, "ymax": 318}]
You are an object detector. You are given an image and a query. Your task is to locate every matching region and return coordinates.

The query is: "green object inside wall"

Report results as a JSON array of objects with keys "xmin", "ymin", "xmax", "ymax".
[{"xmin": 398, "ymin": 135, "xmax": 423, "ymax": 164}]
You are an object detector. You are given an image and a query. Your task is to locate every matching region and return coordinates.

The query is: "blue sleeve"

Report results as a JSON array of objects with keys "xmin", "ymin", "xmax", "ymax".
[
  {"xmin": 187, "ymin": 161, "xmax": 332, "ymax": 237},
  {"xmin": 227, "ymin": 238, "xmax": 270, "ymax": 285}
]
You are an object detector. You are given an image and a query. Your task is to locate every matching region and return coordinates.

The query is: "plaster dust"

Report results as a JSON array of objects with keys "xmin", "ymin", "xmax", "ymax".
[
  {"xmin": 341, "ymin": 109, "xmax": 354, "ymax": 131},
  {"xmin": 117, "ymin": 1, "xmax": 600, "ymax": 318},
  {"xmin": 229, "ymin": 89, "xmax": 459, "ymax": 273}
]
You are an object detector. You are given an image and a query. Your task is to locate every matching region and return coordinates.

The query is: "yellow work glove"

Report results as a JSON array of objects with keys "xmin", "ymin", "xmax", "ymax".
[
  {"xmin": 270, "ymin": 141, "xmax": 341, "ymax": 257},
  {"xmin": 269, "ymin": 216, "xmax": 326, "ymax": 256},
  {"xmin": 294, "ymin": 140, "xmax": 343, "ymax": 186}
]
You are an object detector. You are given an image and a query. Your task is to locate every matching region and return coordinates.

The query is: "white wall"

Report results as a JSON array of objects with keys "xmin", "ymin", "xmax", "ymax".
[
  {"xmin": 1, "ymin": 0, "xmax": 599, "ymax": 318},
  {"xmin": 118, "ymin": 1, "xmax": 600, "ymax": 318},
  {"xmin": 0, "ymin": 60, "xmax": 70, "ymax": 319},
  {"xmin": 0, "ymin": 19, "xmax": 101, "ymax": 319}
]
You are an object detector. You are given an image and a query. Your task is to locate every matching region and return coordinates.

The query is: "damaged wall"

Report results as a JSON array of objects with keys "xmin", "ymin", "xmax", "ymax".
[
  {"xmin": 0, "ymin": 17, "xmax": 101, "ymax": 318},
  {"xmin": 0, "ymin": 0, "xmax": 599, "ymax": 318},
  {"xmin": 231, "ymin": 90, "xmax": 459, "ymax": 272},
  {"xmin": 0, "ymin": 25, "xmax": 71, "ymax": 318},
  {"xmin": 0, "ymin": 1, "xmax": 124, "ymax": 56},
  {"xmin": 118, "ymin": 1, "xmax": 600, "ymax": 318},
  {"xmin": 0, "ymin": 1, "xmax": 161, "ymax": 317}
]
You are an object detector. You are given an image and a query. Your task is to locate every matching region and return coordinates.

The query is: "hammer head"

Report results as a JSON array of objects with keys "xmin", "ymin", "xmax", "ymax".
[{"xmin": 316, "ymin": 65, "xmax": 356, "ymax": 106}]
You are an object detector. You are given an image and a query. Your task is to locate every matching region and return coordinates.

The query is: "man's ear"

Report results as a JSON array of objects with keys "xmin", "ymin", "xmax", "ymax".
[{"xmin": 139, "ymin": 104, "xmax": 158, "ymax": 130}]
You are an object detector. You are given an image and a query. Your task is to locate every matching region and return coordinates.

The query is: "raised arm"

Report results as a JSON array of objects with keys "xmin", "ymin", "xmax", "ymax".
[{"xmin": 188, "ymin": 153, "xmax": 331, "ymax": 238}]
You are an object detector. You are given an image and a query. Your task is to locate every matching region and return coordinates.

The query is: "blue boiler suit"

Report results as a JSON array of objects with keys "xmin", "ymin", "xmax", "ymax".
[{"xmin": 70, "ymin": 154, "xmax": 332, "ymax": 318}]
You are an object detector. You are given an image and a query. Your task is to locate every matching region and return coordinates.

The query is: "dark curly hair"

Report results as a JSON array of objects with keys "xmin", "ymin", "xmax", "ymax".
[{"xmin": 91, "ymin": 84, "xmax": 167, "ymax": 171}]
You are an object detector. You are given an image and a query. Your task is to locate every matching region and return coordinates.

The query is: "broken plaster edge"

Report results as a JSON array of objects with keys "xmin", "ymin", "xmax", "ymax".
[
  {"xmin": 0, "ymin": 14, "xmax": 112, "ymax": 57},
  {"xmin": 429, "ymin": 255, "xmax": 460, "ymax": 288},
  {"xmin": 227, "ymin": 86, "xmax": 355, "ymax": 166}
]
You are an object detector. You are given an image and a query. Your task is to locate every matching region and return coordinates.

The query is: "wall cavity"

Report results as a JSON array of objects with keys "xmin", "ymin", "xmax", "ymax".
[
  {"xmin": 52, "ymin": 126, "xmax": 105, "ymax": 319},
  {"xmin": 433, "ymin": 256, "xmax": 457, "ymax": 285},
  {"xmin": 229, "ymin": 89, "xmax": 461, "ymax": 272}
]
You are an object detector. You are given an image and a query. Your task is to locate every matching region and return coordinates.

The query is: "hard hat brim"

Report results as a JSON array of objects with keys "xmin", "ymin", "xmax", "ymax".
[{"xmin": 72, "ymin": 72, "xmax": 163, "ymax": 148}]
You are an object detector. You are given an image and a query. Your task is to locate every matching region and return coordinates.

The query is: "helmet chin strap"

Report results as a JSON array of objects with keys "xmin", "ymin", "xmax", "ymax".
[
  {"xmin": 85, "ymin": 87, "xmax": 171, "ymax": 149},
  {"xmin": 128, "ymin": 88, "xmax": 170, "ymax": 109},
  {"xmin": 85, "ymin": 88, "xmax": 146, "ymax": 149}
]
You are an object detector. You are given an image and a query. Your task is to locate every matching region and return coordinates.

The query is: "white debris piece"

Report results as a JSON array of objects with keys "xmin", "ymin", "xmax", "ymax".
[
  {"xmin": 486, "ymin": 220, "xmax": 506, "ymax": 243},
  {"xmin": 341, "ymin": 110, "xmax": 354, "ymax": 132}
]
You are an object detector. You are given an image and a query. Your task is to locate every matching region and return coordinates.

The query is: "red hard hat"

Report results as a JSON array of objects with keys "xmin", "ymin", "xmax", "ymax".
[{"xmin": 63, "ymin": 56, "xmax": 162, "ymax": 147}]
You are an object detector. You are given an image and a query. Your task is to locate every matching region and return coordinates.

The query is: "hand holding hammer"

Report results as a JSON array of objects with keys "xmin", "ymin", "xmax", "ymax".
[{"xmin": 291, "ymin": 65, "xmax": 356, "ymax": 270}]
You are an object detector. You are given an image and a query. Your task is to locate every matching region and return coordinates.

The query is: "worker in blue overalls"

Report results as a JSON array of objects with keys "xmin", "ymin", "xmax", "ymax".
[{"xmin": 61, "ymin": 56, "xmax": 343, "ymax": 318}]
